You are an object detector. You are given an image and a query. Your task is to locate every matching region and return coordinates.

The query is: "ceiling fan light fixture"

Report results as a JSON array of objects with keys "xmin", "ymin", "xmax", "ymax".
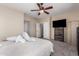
[{"xmin": 40, "ymin": 10, "xmax": 43, "ymax": 13}]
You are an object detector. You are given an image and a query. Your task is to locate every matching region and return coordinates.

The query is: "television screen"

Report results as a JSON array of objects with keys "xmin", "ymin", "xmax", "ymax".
[{"xmin": 53, "ymin": 19, "xmax": 66, "ymax": 27}]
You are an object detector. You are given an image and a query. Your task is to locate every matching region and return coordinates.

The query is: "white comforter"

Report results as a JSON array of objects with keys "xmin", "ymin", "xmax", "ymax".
[{"xmin": 0, "ymin": 38, "xmax": 53, "ymax": 56}]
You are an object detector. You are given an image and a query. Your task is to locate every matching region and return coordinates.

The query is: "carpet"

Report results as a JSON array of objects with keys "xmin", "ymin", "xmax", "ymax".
[{"xmin": 51, "ymin": 40, "xmax": 78, "ymax": 56}]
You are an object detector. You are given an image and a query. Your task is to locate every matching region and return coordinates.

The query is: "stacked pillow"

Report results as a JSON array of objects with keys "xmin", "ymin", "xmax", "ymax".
[
  {"xmin": 6, "ymin": 36, "xmax": 17, "ymax": 42},
  {"xmin": 16, "ymin": 35, "xmax": 26, "ymax": 43},
  {"xmin": 21, "ymin": 32, "xmax": 31, "ymax": 41},
  {"xmin": 21, "ymin": 32, "xmax": 36, "ymax": 41},
  {"xmin": 6, "ymin": 32, "xmax": 36, "ymax": 43}
]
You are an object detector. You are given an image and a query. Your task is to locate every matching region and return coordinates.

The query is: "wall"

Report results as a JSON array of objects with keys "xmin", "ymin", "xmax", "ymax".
[
  {"xmin": 24, "ymin": 14, "xmax": 37, "ymax": 37},
  {"xmin": 0, "ymin": 5, "xmax": 24, "ymax": 41},
  {"xmin": 38, "ymin": 10, "xmax": 79, "ymax": 46}
]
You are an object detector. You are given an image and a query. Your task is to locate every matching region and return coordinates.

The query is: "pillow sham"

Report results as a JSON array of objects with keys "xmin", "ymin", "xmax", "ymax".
[
  {"xmin": 21, "ymin": 32, "xmax": 36, "ymax": 41},
  {"xmin": 6, "ymin": 36, "xmax": 17, "ymax": 42},
  {"xmin": 21, "ymin": 32, "xmax": 30, "ymax": 41},
  {"xmin": 16, "ymin": 35, "xmax": 26, "ymax": 43}
]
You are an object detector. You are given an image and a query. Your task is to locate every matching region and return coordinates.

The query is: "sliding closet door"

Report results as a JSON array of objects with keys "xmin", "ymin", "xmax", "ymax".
[
  {"xmin": 36, "ymin": 23, "xmax": 41, "ymax": 38},
  {"xmin": 43, "ymin": 22, "xmax": 50, "ymax": 39}
]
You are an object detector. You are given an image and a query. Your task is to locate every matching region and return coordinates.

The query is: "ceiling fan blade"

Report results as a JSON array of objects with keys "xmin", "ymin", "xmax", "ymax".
[
  {"xmin": 44, "ymin": 11, "xmax": 49, "ymax": 14},
  {"xmin": 37, "ymin": 3, "xmax": 41, "ymax": 9},
  {"xmin": 31, "ymin": 10, "xmax": 40, "ymax": 11},
  {"xmin": 38, "ymin": 12, "xmax": 40, "ymax": 15},
  {"xmin": 45, "ymin": 6, "xmax": 53, "ymax": 10},
  {"xmin": 40, "ymin": 3, "xmax": 43, "ymax": 5}
]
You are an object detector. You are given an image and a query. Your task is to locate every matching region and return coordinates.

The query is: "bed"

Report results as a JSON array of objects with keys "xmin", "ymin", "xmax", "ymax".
[{"xmin": 0, "ymin": 37, "xmax": 53, "ymax": 56}]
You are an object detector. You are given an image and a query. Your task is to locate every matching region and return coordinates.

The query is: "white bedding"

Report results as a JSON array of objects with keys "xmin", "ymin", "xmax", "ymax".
[{"xmin": 0, "ymin": 38, "xmax": 53, "ymax": 56}]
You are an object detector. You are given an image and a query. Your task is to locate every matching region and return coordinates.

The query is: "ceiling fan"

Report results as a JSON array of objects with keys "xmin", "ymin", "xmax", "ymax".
[{"xmin": 31, "ymin": 3, "xmax": 53, "ymax": 16}]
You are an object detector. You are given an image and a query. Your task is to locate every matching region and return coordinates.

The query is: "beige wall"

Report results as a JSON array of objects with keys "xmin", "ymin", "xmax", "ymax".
[
  {"xmin": 24, "ymin": 14, "xmax": 37, "ymax": 37},
  {"xmin": 38, "ymin": 10, "xmax": 79, "ymax": 46},
  {"xmin": 0, "ymin": 5, "xmax": 24, "ymax": 41}
]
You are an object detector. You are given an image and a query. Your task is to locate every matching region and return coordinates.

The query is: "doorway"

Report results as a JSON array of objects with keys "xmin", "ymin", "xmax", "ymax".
[{"xmin": 54, "ymin": 27, "xmax": 64, "ymax": 42}]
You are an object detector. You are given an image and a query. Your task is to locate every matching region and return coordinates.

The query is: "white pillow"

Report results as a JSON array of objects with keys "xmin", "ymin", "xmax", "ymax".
[
  {"xmin": 16, "ymin": 35, "xmax": 26, "ymax": 43},
  {"xmin": 6, "ymin": 36, "xmax": 17, "ymax": 42},
  {"xmin": 21, "ymin": 32, "xmax": 35, "ymax": 41},
  {"xmin": 21, "ymin": 32, "xmax": 30, "ymax": 40}
]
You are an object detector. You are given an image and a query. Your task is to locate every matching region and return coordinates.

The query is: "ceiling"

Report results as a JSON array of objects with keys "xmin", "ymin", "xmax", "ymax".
[{"xmin": 0, "ymin": 3, "xmax": 79, "ymax": 19}]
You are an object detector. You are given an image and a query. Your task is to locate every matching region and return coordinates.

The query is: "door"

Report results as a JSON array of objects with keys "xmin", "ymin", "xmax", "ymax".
[
  {"xmin": 36, "ymin": 23, "xmax": 41, "ymax": 38},
  {"xmin": 43, "ymin": 22, "xmax": 50, "ymax": 39}
]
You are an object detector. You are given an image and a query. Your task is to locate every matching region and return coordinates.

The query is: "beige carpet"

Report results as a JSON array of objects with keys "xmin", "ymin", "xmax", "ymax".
[{"xmin": 51, "ymin": 40, "xmax": 78, "ymax": 56}]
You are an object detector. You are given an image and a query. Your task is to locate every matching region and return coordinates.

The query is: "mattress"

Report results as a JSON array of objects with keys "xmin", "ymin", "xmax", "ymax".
[{"xmin": 0, "ymin": 38, "xmax": 53, "ymax": 56}]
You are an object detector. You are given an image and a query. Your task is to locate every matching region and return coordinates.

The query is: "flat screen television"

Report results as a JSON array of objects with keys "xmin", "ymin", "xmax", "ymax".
[{"xmin": 53, "ymin": 19, "xmax": 66, "ymax": 27}]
